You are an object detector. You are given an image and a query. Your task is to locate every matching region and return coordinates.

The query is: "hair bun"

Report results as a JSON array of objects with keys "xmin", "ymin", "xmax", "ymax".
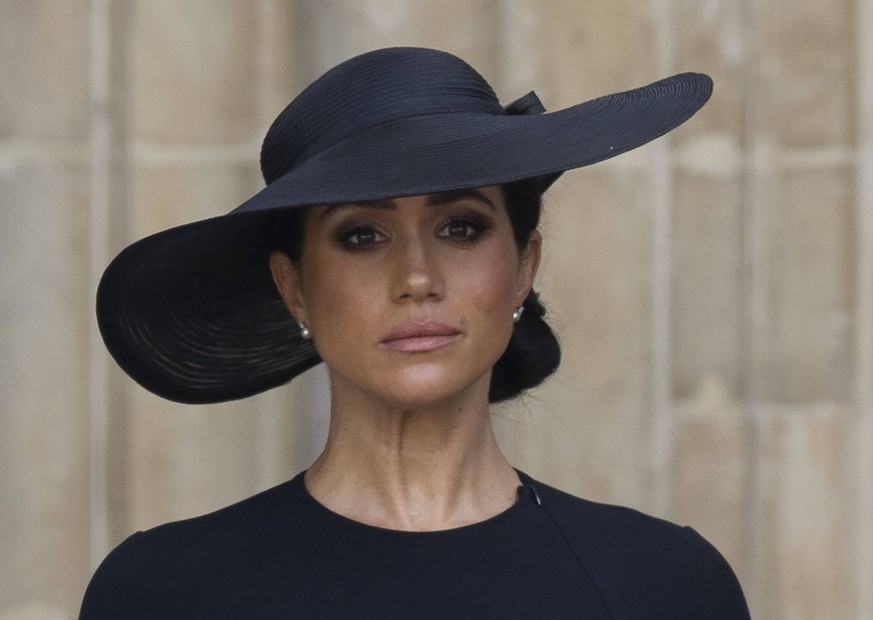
[
  {"xmin": 489, "ymin": 289, "xmax": 560, "ymax": 403},
  {"xmin": 523, "ymin": 290, "xmax": 546, "ymax": 317}
]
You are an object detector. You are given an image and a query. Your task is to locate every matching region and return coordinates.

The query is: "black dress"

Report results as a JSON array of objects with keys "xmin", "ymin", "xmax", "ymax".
[{"xmin": 80, "ymin": 471, "xmax": 750, "ymax": 618}]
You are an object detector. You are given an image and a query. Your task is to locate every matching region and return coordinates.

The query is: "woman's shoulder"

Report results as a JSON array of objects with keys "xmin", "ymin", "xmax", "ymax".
[
  {"xmin": 115, "ymin": 472, "xmax": 304, "ymax": 549},
  {"xmin": 522, "ymin": 472, "xmax": 751, "ymax": 619},
  {"xmin": 79, "ymin": 474, "xmax": 307, "ymax": 618},
  {"xmin": 528, "ymin": 473, "xmax": 706, "ymax": 545}
]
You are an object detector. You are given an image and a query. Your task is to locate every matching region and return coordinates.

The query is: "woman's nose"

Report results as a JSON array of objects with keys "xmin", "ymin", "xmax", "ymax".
[{"xmin": 390, "ymin": 234, "xmax": 443, "ymax": 302}]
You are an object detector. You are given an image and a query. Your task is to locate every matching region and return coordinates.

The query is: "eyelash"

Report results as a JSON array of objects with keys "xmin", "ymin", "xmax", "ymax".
[
  {"xmin": 335, "ymin": 225, "xmax": 387, "ymax": 248},
  {"xmin": 436, "ymin": 216, "xmax": 490, "ymax": 242},
  {"xmin": 333, "ymin": 215, "xmax": 491, "ymax": 250}
]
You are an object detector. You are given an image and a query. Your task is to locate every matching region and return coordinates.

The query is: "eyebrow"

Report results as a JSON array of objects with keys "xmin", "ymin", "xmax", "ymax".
[
  {"xmin": 425, "ymin": 188, "xmax": 496, "ymax": 209},
  {"xmin": 319, "ymin": 188, "xmax": 496, "ymax": 220}
]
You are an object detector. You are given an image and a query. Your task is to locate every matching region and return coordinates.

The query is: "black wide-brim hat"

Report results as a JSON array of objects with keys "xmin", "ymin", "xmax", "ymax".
[{"xmin": 97, "ymin": 47, "xmax": 712, "ymax": 404}]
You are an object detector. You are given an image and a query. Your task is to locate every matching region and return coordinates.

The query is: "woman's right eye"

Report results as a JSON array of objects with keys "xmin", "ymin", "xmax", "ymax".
[{"xmin": 337, "ymin": 226, "xmax": 387, "ymax": 248}]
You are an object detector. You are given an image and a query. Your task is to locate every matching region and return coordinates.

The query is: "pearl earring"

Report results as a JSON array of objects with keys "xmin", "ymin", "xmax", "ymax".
[
  {"xmin": 298, "ymin": 322, "xmax": 311, "ymax": 339},
  {"xmin": 512, "ymin": 306, "xmax": 524, "ymax": 323}
]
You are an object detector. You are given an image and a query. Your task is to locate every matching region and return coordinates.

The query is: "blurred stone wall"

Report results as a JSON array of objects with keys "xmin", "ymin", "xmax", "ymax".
[{"xmin": 1, "ymin": 1, "xmax": 871, "ymax": 618}]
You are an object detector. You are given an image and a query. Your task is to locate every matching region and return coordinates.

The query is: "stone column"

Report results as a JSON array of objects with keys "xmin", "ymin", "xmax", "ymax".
[{"xmin": 0, "ymin": 1, "xmax": 93, "ymax": 616}]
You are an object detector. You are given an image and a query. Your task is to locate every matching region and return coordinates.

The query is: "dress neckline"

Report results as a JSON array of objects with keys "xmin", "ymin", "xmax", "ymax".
[{"xmin": 291, "ymin": 469, "xmax": 542, "ymax": 536}]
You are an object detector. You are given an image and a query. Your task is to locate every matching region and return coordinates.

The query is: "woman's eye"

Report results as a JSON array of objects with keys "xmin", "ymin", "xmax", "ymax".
[
  {"xmin": 437, "ymin": 218, "xmax": 486, "ymax": 241},
  {"xmin": 339, "ymin": 226, "xmax": 387, "ymax": 247}
]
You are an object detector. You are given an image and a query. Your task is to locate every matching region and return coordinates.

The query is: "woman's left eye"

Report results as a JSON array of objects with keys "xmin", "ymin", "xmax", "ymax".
[
  {"xmin": 335, "ymin": 224, "xmax": 388, "ymax": 248},
  {"xmin": 437, "ymin": 218, "xmax": 487, "ymax": 241}
]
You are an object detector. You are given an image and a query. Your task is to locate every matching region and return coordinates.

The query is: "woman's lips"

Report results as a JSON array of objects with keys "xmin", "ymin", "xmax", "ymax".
[{"xmin": 380, "ymin": 320, "xmax": 461, "ymax": 352}]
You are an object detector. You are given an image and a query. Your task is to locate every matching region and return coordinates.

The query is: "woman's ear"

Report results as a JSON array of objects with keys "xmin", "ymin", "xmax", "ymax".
[
  {"xmin": 515, "ymin": 230, "xmax": 542, "ymax": 304},
  {"xmin": 269, "ymin": 251, "xmax": 308, "ymax": 324}
]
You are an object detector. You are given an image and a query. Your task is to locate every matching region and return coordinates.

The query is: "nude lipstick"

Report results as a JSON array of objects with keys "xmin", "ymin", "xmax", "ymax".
[{"xmin": 380, "ymin": 320, "xmax": 461, "ymax": 352}]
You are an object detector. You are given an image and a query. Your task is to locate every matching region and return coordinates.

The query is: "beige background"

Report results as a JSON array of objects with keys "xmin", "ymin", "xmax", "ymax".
[{"xmin": 2, "ymin": 0, "xmax": 871, "ymax": 618}]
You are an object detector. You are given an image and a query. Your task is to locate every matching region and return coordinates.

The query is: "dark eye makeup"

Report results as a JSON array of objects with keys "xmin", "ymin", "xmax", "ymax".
[
  {"xmin": 436, "ymin": 214, "xmax": 492, "ymax": 242},
  {"xmin": 328, "ymin": 204, "xmax": 495, "ymax": 251},
  {"xmin": 333, "ymin": 223, "xmax": 388, "ymax": 249}
]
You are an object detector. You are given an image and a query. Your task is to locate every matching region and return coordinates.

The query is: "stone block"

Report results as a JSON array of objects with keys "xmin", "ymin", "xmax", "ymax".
[
  {"xmin": 0, "ymin": 160, "xmax": 92, "ymax": 613},
  {"xmin": 127, "ymin": 387, "xmax": 260, "ymax": 531},
  {"xmin": 673, "ymin": 380, "xmax": 747, "ymax": 577},
  {"xmin": 0, "ymin": 0, "xmax": 91, "ymax": 142},
  {"xmin": 756, "ymin": 167, "xmax": 854, "ymax": 403},
  {"xmin": 254, "ymin": 0, "xmax": 299, "ymax": 126},
  {"xmin": 672, "ymin": 0, "xmax": 746, "ymax": 142},
  {"xmin": 671, "ymin": 173, "xmax": 743, "ymax": 398},
  {"xmin": 498, "ymin": 0, "xmax": 657, "ymax": 107},
  {"xmin": 755, "ymin": 0, "xmax": 855, "ymax": 147},
  {"xmin": 130, "ymin": 162, "xmax": 261, "ymax": 239},
  {"xmin": 297, "ymin": 0, "xmax": 499, "ymax": 83},
  {"xmin": 753, "ymin": 404, "xmax": 853, "ymax": 619},
  {"xmin": 129, "ymin": 0, "xmax": 260, "ymax": 144}
]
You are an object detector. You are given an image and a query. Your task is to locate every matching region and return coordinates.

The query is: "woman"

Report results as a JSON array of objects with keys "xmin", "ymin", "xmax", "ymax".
[{"xmin": 82, "ymin": 47, "xmax": 750, "ymax": 618}]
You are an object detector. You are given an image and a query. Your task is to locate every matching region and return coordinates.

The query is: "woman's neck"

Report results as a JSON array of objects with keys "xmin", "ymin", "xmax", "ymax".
[{"xmin": 303, "ymin": 374, "xmax": 520, "ymax": 531}]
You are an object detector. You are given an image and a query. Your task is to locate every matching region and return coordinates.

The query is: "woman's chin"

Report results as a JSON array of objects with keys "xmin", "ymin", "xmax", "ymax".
[{"xmin": 368, "ymin": 367, "xmax": 490, "ymax": 410}]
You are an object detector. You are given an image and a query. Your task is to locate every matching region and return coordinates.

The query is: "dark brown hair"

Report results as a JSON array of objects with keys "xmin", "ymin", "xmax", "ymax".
[{"xmin": 489, "ymin": 179, "xmax": 560, "ymax": 402}]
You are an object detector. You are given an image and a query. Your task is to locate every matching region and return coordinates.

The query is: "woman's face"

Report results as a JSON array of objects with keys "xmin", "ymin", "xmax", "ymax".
[{"xmin": 270, "ymin": 186, "xmax": 540, "ymax": 408}]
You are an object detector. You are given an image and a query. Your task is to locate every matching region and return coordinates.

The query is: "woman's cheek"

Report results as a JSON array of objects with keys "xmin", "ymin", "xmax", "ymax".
[
  {"xmin": 463, "ymin": 260, "xmax": 518, "ymax": 315},
  {"xmin": 303, "ymin": 254, "xmax": 359, "ymax": 316}
]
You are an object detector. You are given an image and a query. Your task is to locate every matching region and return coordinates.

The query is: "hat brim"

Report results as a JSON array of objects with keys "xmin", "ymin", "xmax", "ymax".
[{"xmin": 97, "ymin": 72, "xmax": 712, "ymax": 403}]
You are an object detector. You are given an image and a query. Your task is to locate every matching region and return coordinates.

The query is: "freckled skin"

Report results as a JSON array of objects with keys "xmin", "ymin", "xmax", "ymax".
[{"xmin": 270, "ymin": 185, "xmax": 539, "ymax": 411}]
